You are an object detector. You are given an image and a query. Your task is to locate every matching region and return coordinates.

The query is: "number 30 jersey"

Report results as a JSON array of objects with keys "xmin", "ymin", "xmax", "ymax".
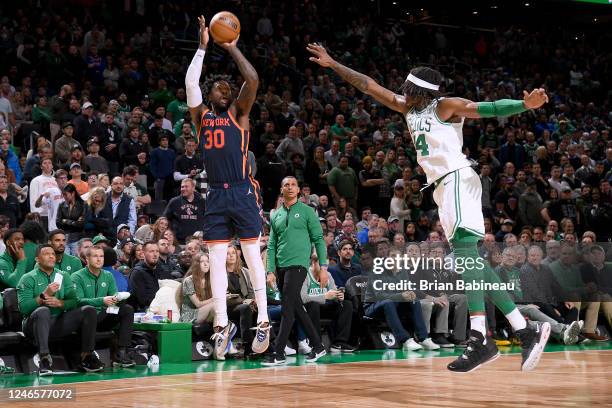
[
  {"xmin": 199, "ymin": 109, "xmax": 251, "ymax": 184},
  {"xmin": 404, "ymin": 98, "xmax": 471, "ymax": 184}
]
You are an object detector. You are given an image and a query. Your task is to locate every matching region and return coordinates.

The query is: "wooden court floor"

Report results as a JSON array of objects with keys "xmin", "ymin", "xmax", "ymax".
[{"xmin": 2, "ymin": 348, "xmax": 611, "ymax": 407}]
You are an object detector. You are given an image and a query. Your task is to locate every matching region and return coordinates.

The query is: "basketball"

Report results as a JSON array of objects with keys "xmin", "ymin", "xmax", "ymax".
[{"xmin": 209, "ymin": 11, "xmax": 241, "ymax": 44}]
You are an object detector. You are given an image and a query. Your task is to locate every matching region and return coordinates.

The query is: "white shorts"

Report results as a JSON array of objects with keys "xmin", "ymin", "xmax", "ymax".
[{"xmin": 432, "ymin": 167, "xmax": 485, "ymax": 241}]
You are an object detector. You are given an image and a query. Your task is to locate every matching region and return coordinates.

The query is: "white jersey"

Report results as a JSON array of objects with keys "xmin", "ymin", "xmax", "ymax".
[{"xmin": 404, "ymin": 98, "xmax": 471, "ymax": 184}]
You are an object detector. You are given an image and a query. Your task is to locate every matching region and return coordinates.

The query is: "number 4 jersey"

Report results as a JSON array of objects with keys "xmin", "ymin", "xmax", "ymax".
[
  {"xmin": 199, "ymin": 109, "xmax": 251, "ymax": 184},
  {"xmin": 404, "ymin": 98, "xmax": 471, "ymax": 184}
]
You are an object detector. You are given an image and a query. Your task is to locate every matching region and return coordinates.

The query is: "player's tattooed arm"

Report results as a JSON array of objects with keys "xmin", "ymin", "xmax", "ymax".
[
  {"xmin": 220, "ymin": 38, "xmax": 259, "ymax": 118},
  {"xmin": 307, "ymin": 43, "xmax": 408, "ymax": 114}
]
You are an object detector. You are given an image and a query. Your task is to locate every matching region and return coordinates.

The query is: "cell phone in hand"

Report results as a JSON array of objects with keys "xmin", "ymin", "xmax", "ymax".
[{"xmin": 53, "ymin": 273, "xmax": 63, "ymax": 289}]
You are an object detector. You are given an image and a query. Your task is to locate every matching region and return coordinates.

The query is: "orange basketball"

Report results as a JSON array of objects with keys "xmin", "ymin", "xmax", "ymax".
[{"xmin": 209, "ymin": 11, "xmax": 241, "ymax": 44}]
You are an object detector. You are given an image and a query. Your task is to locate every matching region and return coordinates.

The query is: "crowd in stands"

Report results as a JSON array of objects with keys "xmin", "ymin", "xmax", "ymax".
[{"xmin": 0, "ymin": 0, "xmax": 610, "ymax": 372}]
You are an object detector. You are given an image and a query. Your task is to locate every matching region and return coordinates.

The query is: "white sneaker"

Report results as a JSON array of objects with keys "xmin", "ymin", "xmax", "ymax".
[
  {"xmin": 298, "ymin": 339, "xmax": 312, "ymax": 355},
  {"xmin": 284, "ymin": 345, "xmax": 297, "ymax": 356},
  {"xmin": 403, "ymin": 338, "xmax": 423, "ymax": 351},
  {"xmin": 420, "ymin": 337, "xmax": 441, "ymax": 350}
]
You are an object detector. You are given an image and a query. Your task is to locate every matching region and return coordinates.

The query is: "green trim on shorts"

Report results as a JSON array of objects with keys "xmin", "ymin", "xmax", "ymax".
[
  {"xmin": 450, "ymin": 171, "xmax": 462, "ymax": 239},
  {"xmin": 462, "ymin": 226, "xmax": 485, "ymax": 238}
]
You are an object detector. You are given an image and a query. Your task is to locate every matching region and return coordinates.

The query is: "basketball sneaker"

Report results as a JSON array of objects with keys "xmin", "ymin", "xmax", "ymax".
[
  {"xmin": 305, "ymin": 348, "xmax": 327, "ymax": 363},
  {"xmin": 38, "ymin": 354, "xmax": 53, "ymax": 377},
  {"xmin": 562, "ymin": 320, "xmax": 581, "ymax": 345},
  {"xmin": 80, "ymin": 352, "xmax": 105, "ymax": 373},
  {"xmin": 516, "ymin": 321, "xmax": 551, "ymax": 371},
  {"xmin": 402, "ymin": 338, "xmax": 423, "ymax": 351},
  {"xmin": 261, "ymin": 352, "xmax": 287, "ymax": 366},
  {"xmin": 211, "ymin": 322, "xmax": 237, "ymax": 361},
  {"xmin": 298, "ymin": 339, "xmax": 312, "ymax": 355},
  {"xmin": 251, "ymin": 322, "xmax": 271, "ymax": 354},
  {"xmin": 447, "ymin": 330, "xmax": 500, "ymax": 373}
]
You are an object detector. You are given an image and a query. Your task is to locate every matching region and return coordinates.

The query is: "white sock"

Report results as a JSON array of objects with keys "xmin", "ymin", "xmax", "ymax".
[
  {"xmin": 505, "ymin": 308, "xmax": 527, "ymax": 331},
  {"xmin": 240, "ymin": 239, "xmax": 269, "ymax": 324},
  {"xmin": 470, "ymin": 315, "xmax": 487, "ymax": 341},
  {"xmin": 208, "ymin": 242, "xmax": 229, "ymax": 328}
]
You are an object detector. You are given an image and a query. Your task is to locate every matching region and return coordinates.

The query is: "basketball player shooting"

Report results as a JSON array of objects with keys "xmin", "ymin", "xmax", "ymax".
[
  {"xmin": 307, "ymin": 43, "xmax": 551, "ymax": 373},
  {"xmin": 185, "ymin": 15, "xmax": 270, "ymax": 360}
]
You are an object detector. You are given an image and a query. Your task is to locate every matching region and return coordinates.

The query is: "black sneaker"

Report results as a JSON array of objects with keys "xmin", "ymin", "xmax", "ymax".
[
  {"xmin": 113, "ymin": 349, "xmax": 136, "ymax": 368},
  {"xmin": 331, "ymin": 342, "xmax": 356, "ymax": 353},
  {"xmin": 432, "ymin": 334, "xmax": 454, "ymax": 348},
  {"xmin": 261, "ymin": 352, "xmax": 287, "ymax": 366},
  {"xmin": 38, "ymin": 354, "xmax": 53, "ymax": 377},
  {"xmin": 447, "ymin": 330, "xmax": 500, "ymax": 373},
  {"xmin": 305, "ymin": 348, "xmax": 327, "ymax": 363},
  {"xmin": 448, "ymin": 337, "xmax": 469, "ymax": 348},
  {"xmin": 516, "ymin": 322, "xmax": 551, "ymax": 371},
  {"xmin": 81, "ymin": 352, "xmax": 105, "ymax": 372}
]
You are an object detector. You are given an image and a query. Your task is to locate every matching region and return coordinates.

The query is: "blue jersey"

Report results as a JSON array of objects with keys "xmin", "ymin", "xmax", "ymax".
[{"xmin": 199, "ymin": 109, "xmax": 251, "ymax": 184}]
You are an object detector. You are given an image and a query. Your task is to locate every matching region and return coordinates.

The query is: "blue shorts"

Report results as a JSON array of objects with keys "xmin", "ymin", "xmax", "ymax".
[{"xmin": 203, "ymin": 178, "xmax": 263, "ymax": 243}]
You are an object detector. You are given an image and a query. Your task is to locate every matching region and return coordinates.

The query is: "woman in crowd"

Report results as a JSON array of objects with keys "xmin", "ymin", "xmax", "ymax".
[
  {"xmin": 337, "ymin": 196, "xmax": 357, "ymax": 222},
  {"xmin": 178, "ymin": 253, "xmax": 215, "ymax": 324},
  {"xmin": 305, "ymin": 146, "xmax": 331, "ymax": 197},
  {"xmin": 84, "ymin": 186, "xmax": 112, "ymax": 238},
  {"xmin": 57, "ymin": 183, "xmax": 86, "ymax": 255},
  {"xmin": 135, "ymin": 216, "xmax": 169, "ymax": 243}
]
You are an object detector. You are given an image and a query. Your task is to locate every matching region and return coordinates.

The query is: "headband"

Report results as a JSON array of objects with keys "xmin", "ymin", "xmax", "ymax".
[{"xmin": 406, "ymin": 73, "xmax": 440, "ymax": 91}]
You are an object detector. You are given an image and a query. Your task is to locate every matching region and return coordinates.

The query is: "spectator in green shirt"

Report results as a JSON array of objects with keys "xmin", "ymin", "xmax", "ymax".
[
  {"xmin": 166, "ymin": 88, "xmax": 188, "ymax": 125},
  {"xmin": 0, "ymin": 228, "xmax": 28, "ymax": 290},
  {"xmin": 329, "ymin": 114, "xmax": 354, "ymax": 151},
  {"xmin": 327, "ymin": 155, "xmax": 359, "ymax": 209},
  {"xmin": 17, "ymin": 244, "xmax": 103, "ymax": 376}
]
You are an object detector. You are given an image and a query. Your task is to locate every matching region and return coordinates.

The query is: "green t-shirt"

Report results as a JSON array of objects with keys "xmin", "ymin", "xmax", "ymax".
[
  {"xmin": 151, "ymin": 89, "xmax": 174, "ymax": 109},
  {"xmin": 330, "ymin": 124, "xmax": 353, "ymax": 150},
  {"xmin": 167, "ymin": 99, "xmax": 188, "ymax": 125},
  {"xmin": 327, "ymin": 166, "xmax": 358, "ymax": 199}
]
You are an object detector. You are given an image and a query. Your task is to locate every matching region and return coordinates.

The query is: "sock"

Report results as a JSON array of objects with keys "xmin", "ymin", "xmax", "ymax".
[
  {"xmin": 470, "ymin": 315, "xmax": 487, "ymax": 341},
  {"xmin": 505, "ymin": 308, "xmax": 527, "ymax": 331},
  {"xmin": 208, "ymin": 242, "xmax": 230, "ymax": 327},
  {"xmin": 241, "ymin": 239, "xmax": 269, "ymax": 324}
]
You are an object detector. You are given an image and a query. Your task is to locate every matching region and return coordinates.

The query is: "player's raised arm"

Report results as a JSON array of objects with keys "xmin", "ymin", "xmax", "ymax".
[
  {"xmin": 219, "ymin": 37, "xmax": 258, "ymax": 120},
  {"xmin": 185, "ymin": 15, "xmax": 209, "ymax": 134},
  {"xmin": 436, "ymin": 89, "xmax": 549, "ymax": 122},
  {"xmin": 307, "ymin": 43, "xmax": 408, "ymax": 114}
]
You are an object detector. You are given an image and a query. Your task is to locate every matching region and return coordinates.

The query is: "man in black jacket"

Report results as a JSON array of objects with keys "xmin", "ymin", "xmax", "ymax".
[
  {"xmin": 129, "ymin": 242, "xmax": 171, "ymax": 312},
  {"xmin": 163, "ymin": 178, "xmax": 205, "ymax": 243},
  {"xmin": 100, "ymin": 112, "xmax": 121, "ymax": 177},
  {"xmin": 74, "ymin": 102, "xmax": 103, "ymax": 146},
  {"xmin": 0, "ymin": 175, "xmax": 20, "ymax": 227},
  {"xmin": 256, "ymin": 143, "xmax": 287, "ymax": 210}
]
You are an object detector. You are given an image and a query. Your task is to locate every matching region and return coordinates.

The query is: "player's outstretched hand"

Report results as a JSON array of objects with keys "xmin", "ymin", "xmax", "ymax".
[
  {"xmin": 307, "ymin": 43, "xmax": 335, "ymax": 67},
  {"xmin": 523, "ymin": 88, "xmax": 548, "ymax": 109},
  {"xmin": 217, "ymin": 36, "xmax": 239, "ymax": 51},
  {"xmin": 197, "ymin": 15, "xmax": 209, "ymax": 49}
]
